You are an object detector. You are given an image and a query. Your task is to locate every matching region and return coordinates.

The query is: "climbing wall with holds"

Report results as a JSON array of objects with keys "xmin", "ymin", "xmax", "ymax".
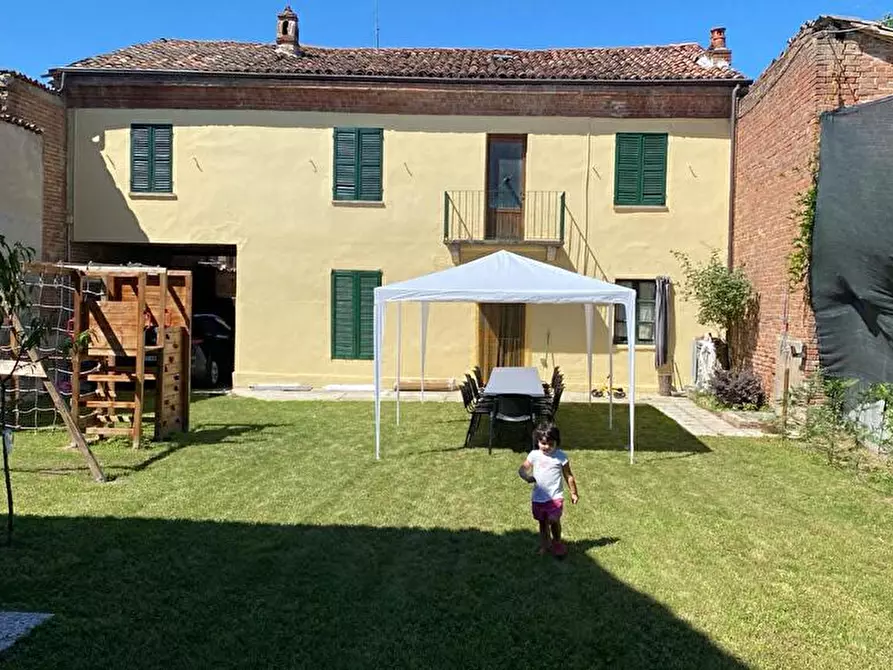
[{"xmin": 157, "ymin": 327, "xmax": 190, "ymax": 439}]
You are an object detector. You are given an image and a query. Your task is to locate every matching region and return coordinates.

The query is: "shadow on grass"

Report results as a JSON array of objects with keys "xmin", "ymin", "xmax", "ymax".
[
  {"xmin": 465, "ymin": 404, "xmax": 711, "ymax": 455},
  {"xmin": 12, "ymin": 423, "xmax": 285, "ymax": 480},
  {"xmin": 0, "ymin": 517, "xmax": 746, "ymax": 670}
]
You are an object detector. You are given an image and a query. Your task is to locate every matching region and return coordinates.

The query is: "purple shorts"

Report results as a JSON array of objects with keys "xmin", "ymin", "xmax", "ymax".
[{"xmin": 532, "ymin": 498, "xmax": 564, "ymax": 522}]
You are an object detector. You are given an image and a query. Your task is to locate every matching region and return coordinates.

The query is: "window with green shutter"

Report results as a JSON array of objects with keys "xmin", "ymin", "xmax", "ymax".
[
  {"xmin": 614, "ymin": 133, "xmax": 668, "ymax": 206},
  {"xmin": 613, "ymin": 280, "xmax": 656, "ymax": 345},
  {"xmin": 331, "ymin": 270, "xmax": 382, "ymax": 359},
  {"xmin": 131, "ymin": 124, "xmax": 173, "ymax": 193},
  {"xmin": 333, "ymin": 128, "xmax": 383, "ymax": 201}
]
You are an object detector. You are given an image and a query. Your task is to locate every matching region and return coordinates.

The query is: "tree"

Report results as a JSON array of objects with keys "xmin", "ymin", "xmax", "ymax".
[
  {"xmin": 881, "ymin": 14, "xmax": 893, "ymax": 29},
  {"xmin": 0, "ymin": 235, "xmax": 45, "ymax": 546}
]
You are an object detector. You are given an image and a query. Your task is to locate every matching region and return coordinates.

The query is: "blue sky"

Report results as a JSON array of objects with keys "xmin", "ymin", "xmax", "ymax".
[{"xmin": 1, "ymin": 0, "xmax": 890, "ymax": 81}]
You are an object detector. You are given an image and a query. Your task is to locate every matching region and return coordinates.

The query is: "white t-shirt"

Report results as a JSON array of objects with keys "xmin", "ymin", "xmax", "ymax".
[{"xmin": 526, "ymin": 448, "xmax": 569, "ymax": 502}]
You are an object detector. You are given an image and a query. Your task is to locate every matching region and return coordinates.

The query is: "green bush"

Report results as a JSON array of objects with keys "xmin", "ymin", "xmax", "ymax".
[{"xmin": 672, "ymin": 249, "xmax": 754, "ymax": 337}]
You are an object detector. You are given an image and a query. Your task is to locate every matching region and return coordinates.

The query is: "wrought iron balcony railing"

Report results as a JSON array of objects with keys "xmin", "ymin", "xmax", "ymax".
[{"xmin": 443, "ymin": 191, "xmax": 566, "ymax": 244}]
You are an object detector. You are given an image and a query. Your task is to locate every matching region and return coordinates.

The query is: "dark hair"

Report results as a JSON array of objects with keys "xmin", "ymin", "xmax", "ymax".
[{"xmin": 533, "ymin": 422, "xmax": 561, "ymax": 447}]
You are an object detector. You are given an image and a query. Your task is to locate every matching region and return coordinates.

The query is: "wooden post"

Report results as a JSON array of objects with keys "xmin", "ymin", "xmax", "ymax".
[
  {"xmin": 781, "ymin": 367, "xmax": 791, "ymax": 438},
  {"xmin": 9, "ymin": 314, "xmax": 105, "ymax": 482},
  {"xmin": 183, "ymin": 272, "xmax": 192, "ymax": 433},
  {"xmin": 154, "ymin": 271, "xmax": 168, "ymax": 440},
  {"xmin": 71, "ymin": 273, "xmax": 82, "ymax": 429},
  {"xmin": 9, "ymin": 328, "xmax": 20, "ymax": 429},
  {"xmin": 132, "ymin": 273, "xmax": 147, "ymax": 449}
]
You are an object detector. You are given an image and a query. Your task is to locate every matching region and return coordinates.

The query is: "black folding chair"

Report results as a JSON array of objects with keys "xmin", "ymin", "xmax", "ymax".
[
  {"xmin": 472, "ymin": 366, "xmax": 485, "ymax": 389},
  {"xmin": 465, "ymin": 373, "xmax": 482, "ymax": 401},
  {"xmin": 460, "ymin": 383, "xmax": 492, "ymax": 447},
  {"xmin": 488, "ymin": 394, "xmax": 535, "ymax": 454}
]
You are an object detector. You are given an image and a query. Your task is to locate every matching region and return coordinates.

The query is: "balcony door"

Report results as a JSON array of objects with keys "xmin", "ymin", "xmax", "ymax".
[{"xmin": 486, "ymin": 135, "xmax": 526, "ymax": 241}]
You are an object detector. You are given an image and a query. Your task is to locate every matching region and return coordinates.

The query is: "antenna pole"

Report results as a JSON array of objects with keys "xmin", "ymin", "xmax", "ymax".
[{"xmin": 374, "ymin": 0, "xmax": 380, "ymax": 48}]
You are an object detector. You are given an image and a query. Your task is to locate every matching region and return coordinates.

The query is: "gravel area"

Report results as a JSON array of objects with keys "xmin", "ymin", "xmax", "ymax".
[{"xmin": 0, "ymin": 612, "xmax": 53, "ymax": 653}]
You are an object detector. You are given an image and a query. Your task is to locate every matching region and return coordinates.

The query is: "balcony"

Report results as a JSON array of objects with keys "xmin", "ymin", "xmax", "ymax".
[{"xmin": 443, "ymin": 190, "xmax": 565, "ymax": 262}]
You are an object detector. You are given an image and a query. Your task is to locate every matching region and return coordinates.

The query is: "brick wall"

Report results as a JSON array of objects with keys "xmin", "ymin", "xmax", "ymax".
[
  {"xmin": 64, "ymin": 78, "xmax": 737, "ymax": 119},
  {"xmin": 733, "ymin": 20, "xmax": 893, "ymax": 395},
  {"xmin": 0, "ymin": 73, "xmax": 67, "ymax": 261}
]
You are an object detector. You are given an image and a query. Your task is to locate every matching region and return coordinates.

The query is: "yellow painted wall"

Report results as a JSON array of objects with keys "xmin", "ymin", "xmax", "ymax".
[
  {"xmin": 70, "ymin": 110, "xmax": 730, "ymax": 393},
  {"xmin": 0, "ymin": 122, "xmax": 43, "ymax": 256}
]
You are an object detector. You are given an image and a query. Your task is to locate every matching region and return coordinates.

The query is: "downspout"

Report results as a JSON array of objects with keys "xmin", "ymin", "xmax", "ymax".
[
  {"xmin": 727, "ymin": 83, "xmax": 741, "ymax": 269},
  {"xmin": 57, "ymin": 71, "xmax": 75, "ymax": 262}
]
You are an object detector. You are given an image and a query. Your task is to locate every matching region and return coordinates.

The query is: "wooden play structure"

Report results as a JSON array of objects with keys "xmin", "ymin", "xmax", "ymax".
[{"xmin": 28, "ymin": 263, "xmax": 192, "ymax": 449}]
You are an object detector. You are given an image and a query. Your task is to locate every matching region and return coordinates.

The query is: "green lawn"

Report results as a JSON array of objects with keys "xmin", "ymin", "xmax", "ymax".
[{"xmin": 1, "ymin": 396, "xmax": 892, "ymax": 669}]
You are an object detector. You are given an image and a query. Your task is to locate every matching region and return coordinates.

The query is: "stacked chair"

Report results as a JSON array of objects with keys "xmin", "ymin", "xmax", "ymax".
[
  {"xmin": 536, "ymin": 366, "xmax": 564, "ymax": 421},
  {"xmin": 459, "ymin": 375, "xmax": 493, "ymax": 448}
]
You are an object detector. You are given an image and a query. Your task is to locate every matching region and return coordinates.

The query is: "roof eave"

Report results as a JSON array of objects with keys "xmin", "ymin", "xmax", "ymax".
[{"xmin": 51, "ymin": 66, "xmax": 749, "ymax": 87}]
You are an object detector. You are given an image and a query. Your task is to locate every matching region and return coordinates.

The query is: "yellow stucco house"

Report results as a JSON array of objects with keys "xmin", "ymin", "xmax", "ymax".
[{"xmin": 52, "ymin": 7, "xmax": 748, "ymax": 394}]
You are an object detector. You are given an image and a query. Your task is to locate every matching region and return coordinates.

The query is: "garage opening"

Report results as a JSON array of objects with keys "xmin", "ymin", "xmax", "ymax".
[{"xmin": 72, "ymin": 243, "xmax": 237, "ymax": 389}]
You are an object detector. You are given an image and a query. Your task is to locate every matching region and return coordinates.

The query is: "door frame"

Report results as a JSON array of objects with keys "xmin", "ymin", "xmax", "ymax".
[
  {"xmin": 476, "ymin": 303, "xmax": 527, "ymax": 380},
  {"xmin": 485, "ymin": 134, "xmax": 527, "ymax": 240}
]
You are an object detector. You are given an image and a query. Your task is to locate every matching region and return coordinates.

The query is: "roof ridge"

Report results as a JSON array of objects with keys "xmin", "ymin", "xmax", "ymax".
[{"xmin": 130, "ymin": 38, "xmax": 704, "ymax": 53}]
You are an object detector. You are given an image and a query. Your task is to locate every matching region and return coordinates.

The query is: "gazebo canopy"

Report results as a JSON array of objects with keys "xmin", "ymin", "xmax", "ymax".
[
  {"xmin": 376, "ymin": 250, "xmax": 635, "ymax": 304},
  {"xmin": 372, "ymin": 251, "xmax": 637, "ymax": 461}
]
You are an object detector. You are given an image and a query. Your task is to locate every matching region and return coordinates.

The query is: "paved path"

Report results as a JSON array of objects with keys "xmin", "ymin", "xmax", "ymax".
[
  {"xmin": 647, "ymin": 396, "xmax": 767, "ymax": 437},
  {"xmin": 231, "ymin": 387, "xmax": 767, "ymax": 437}
]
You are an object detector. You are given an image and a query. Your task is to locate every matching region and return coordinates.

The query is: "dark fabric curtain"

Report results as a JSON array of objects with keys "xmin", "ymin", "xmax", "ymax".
[{"xmin": 655, "ymin": 276, "xmax": 671, "ymax": 368}]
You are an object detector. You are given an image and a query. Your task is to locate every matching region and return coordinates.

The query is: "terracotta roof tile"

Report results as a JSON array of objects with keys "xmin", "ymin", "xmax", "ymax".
[
  {"xmin": 0, "ymin": 113, "xmax": 43, "ymax": 133},
  {"xmin": 0, "ymin": 70, "xmax": 58, "ymax": 93},
  {"xmin": 60, "ymin": 40, "xmax": 745, "ymax": 82}
]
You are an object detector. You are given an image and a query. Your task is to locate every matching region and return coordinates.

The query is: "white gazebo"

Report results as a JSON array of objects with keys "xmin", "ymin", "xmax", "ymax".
[{"xmin": 372, "ymin": 250, "xmax": 638, "ymax": 462}]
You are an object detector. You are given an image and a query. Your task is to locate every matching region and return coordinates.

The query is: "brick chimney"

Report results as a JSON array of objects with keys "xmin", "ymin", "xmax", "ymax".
[
  {"xmin": 276, "ymin": 6, "xmax": 300, "ymax": 55},
  {"xmin": 708, "ymin": 27, "xmax": 732, "ymax": 66}
]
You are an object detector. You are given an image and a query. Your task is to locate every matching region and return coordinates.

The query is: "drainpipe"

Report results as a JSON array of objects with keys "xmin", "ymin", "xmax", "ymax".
[{"xmin": 727, "ymin": 83, "xmax": 741, "ymax": 269}]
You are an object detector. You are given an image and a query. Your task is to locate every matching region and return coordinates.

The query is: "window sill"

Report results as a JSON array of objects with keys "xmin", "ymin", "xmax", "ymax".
[
  {"xmin": 130, "ymin": 192, "xmax": 178, "ymax": 201},
  {"xmin": 332, "ymin": 200, "xmax": 385, "ymax": 208},
  {"xmin": 613, "ymin": 343, "xmax": 656, "ymax": 351},
  {"xmin": 613, "ymin": 205, "xmax": 668, "ymax": 213}
]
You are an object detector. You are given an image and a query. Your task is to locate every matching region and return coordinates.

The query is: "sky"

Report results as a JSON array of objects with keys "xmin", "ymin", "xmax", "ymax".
[{"xmin": 0, "ymin": 0, "xmax": 891, "ymax": 82}]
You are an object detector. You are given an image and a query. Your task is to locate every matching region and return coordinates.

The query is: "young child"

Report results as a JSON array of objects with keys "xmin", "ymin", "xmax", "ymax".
[{"xmin": 518, "ymin": 422, "xmax": 579, "ymax": 557}]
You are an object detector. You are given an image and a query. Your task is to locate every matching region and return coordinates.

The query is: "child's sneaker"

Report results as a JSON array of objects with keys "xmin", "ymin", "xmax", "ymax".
[{"xmin": 551, "ymin": 542, "xmax": 567, "ymax": 558}]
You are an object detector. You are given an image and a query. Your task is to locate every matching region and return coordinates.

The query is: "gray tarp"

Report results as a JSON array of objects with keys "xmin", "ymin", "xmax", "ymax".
[{"xmin": 812, "ymin": 95, "xmax": 893, "ymax": 391}]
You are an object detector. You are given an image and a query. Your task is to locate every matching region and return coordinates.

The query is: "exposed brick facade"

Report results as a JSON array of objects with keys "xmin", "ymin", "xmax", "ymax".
[
  {"xmin": 733, "ymin": 19, "xmax": 893, "ymax": 395},
  {"xmin": 0, "ymin": 72, "xmax": 67, "ymax": 261},
  {"xmin": 63, "ymin": 78, "xmax": 737, "ymax": 119}
]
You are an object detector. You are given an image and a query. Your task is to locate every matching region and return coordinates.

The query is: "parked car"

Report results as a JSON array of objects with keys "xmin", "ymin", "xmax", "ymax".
[{"xmin": 191, "ymin": 314, "xmax": 234, "ymax": 387}]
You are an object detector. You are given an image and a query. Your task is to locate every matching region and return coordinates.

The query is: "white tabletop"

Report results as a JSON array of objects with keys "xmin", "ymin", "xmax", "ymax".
[{"xmin": 483, "ymin": 367, "xmax": 545, "ymax": 397}]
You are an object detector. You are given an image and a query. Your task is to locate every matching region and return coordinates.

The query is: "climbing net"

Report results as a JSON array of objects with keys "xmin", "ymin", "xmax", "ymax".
[{"xmin": 0, "ymin": 268, "xmax": 102, "ymax": 430}]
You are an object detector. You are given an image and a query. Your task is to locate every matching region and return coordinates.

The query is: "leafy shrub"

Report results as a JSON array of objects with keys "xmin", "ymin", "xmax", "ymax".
[
  {"xmin": 672, "ymin": 249, "xmax": 754, "ymax": 335},
  {"xmin": 708, "ymin": 369, "xmax": 765, "ymax": 410}
]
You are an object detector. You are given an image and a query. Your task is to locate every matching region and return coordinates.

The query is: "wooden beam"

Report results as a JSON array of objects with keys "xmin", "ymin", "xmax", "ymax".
[
  {"xmin": 132, "ymin": 273, "xmax": 147, "ymax": 449},
  {"xmin": 9, "ymin": 314, "xmax": 106, "ymax": 483},
  {"xmin": 71, "ymin": 273, "xmax": 82, "ymax": 431},
  {"xmin": 183, "ymin": 273, "xmax": 193, "ymax": 433},
  {"xmin": 155, "ymin": 271, "xmax": 168, "ymax": 441}
]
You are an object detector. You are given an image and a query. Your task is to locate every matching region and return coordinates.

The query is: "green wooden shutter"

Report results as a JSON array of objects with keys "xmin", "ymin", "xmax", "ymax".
[
  {"xmin": 641, "ymin": 134, "xmax": 667, "ymax": 206},
  {"xmin": 152, "ymin": 125, "xmax": 173, "ymax": 192},
  {"xmin": 356, "ymin": 271, "xmax": 382, "ymax": 359},
  {"xmin": 332, "ymin": 271, "xmax": 358, "ymax": 358},
  {"xmin": 131, "ymin": 125, "xmax": 152, "ymax": 192},
  {"xmin": 333, "ymin": 128, "xmax": 359, "ymax": 200},
  {"xmin": 614, "ymin": 134, "xmax": 643, "ymax": 205},
  {"xmin": 358, "ymin": 129, "xmax": 383, "ymax": 201}
]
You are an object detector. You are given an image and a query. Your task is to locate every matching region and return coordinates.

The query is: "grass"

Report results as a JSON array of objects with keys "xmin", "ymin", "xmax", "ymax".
[{"xmin": 1, "ymin": 396, "xmax": 892, "ymax": 669}]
